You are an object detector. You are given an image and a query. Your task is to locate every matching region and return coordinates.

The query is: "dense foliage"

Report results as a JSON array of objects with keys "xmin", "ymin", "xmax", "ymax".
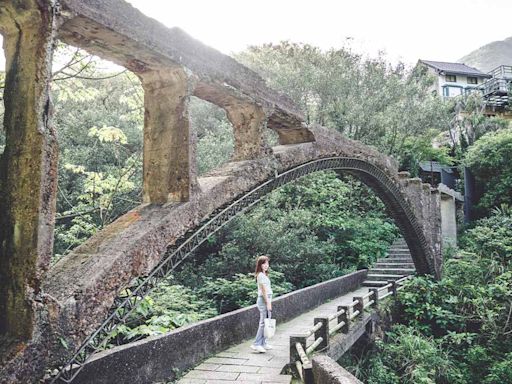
[
  {"xmin": 464, "ymin": 129, "xmax": 512, "ymax": 215},
  {"xmin": 236, "ymin": 42, "xmax": 451, "ymax": 166},
  {"xmin": 175, "ymin": 172, "xmax": 398, "ymax": 290},
  {"xmin": 107, "ymin": 172, "xmax": 398, "ymax": 344},
  {"xmin": 341, "ymin": 207, "xmax": 512, "ymax": 384}
]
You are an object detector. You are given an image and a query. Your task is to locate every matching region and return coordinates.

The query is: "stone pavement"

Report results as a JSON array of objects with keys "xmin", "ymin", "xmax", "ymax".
[{"xmin": 177, "ymin": 285, "xmax": 373, "ymax": 384}]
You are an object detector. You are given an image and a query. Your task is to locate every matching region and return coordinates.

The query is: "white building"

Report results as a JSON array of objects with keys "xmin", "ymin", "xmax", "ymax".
[{"xmin": 418, "ymin": 60, "xmax": 491, "ymax": 98}]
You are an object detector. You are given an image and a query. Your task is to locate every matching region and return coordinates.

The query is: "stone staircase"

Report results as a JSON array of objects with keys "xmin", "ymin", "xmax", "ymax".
[{"xmin": 362, "ymin": 238, "xmax": 416, "ymax": 287}]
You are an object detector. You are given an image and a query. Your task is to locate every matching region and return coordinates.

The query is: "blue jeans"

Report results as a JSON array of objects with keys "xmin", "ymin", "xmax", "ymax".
[{"xmin": 253, "ymin": 294, "xmax": 272, "ymax": 347}]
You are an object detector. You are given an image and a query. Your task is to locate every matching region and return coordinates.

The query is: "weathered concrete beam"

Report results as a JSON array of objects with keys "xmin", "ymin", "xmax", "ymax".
[
  {"xmin": 0, "ymin": 0, "xmax": 58, "ymax": 340},
  {"xmin": 139, "ymin": 66, "xmax": 196, "ymax": 203},
  {"xmin": 56, "ymin": 0, "xmax": 312, "ymax": 138},
  {"xmin": 224, "ymin": 103, "xmax": 269, "ymax": 160},
  {"xmin": 312, "ymin": 355, "xmax": 363, "ymax": 384}
]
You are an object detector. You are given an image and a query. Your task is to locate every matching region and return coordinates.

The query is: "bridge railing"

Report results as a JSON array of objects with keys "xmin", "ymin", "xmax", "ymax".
[{"xmin": 290, "ymin": 275, "xmax": 412, "ymax": 384}]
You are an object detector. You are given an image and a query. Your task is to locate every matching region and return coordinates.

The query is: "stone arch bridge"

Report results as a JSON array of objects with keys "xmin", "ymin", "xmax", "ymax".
[{"xmin": 0, "ymin": 1, "xmax": 459, "ymax": 382}]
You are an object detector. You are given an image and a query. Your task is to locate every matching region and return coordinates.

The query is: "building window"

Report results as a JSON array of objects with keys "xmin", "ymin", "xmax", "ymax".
[
  {"xmin": 446, "ymin": 75, "xmax": 457, "ymax": 82},
  {"xmin": 467, "ymin": 76, "xmax": 478, "ymax": 84},
  {"xmin": 443, "ymin": 87, "xmax": 450, "ymax": 97}
]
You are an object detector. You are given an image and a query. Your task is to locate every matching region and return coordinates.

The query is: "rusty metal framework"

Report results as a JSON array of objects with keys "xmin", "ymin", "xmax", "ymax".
[{"xmin": 51, "ymin": 156, "xmax": 430, "ymax": 383}]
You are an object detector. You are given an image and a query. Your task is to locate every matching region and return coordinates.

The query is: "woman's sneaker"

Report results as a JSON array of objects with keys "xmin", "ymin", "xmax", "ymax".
[
  {"xmin": 250, "ymin": 345, "xmax": 266, "ymax": 353},
  {"xmin": 263, "ymin": 344, "xmax": 273, "ymax": 350}
]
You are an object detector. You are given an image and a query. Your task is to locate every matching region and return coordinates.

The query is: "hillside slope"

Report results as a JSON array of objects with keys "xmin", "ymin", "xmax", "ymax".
[{"xmin": 459, "ymin": 37, "xmax": 512, "ymax": 73}]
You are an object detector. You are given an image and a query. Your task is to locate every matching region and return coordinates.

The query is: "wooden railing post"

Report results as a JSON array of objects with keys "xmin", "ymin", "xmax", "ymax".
[
  {"xmin": 389, "ymin": 280, "xmax": 398, "ymax": 297},
  {"xmin": 313, "ymin": 317, "xmax": 329, "ymax": 350},
  {"xmin": 353, "ymin": 297, "xmax": 364, "ymax": 318},
  {"xmin": 339, "ymin": 305, "xmax": 351, "ymax": 333},
  {"xmin": 290, "ymin": 335, "xmax": 313, "ymax": 384},
  {"xmin": 289, "ymin": 336, "xmax": 306, "ymax": 365},
  {"xmin": 370, "ymin": 288, "xmax": 379, "ymax": 307}
]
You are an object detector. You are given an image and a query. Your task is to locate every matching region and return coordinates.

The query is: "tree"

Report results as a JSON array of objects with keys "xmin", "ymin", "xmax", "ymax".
[
  {"xmin": 449, "ymin": 94, "xmax": 509, "ymax": 153},
  {"xmin": 175, "ymin": 172, "xmax": 398, "ymax": 290},
  {"xmin": 236, "ymin": 42, "xmax": 451, "ymax": 161},
  {"xmin": 464, "ymin": 128, "xmax": 512, "ymax": 214}
]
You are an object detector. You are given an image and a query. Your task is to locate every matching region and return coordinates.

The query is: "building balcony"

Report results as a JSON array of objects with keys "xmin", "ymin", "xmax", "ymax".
[
  {"xmin": 483, "ymin": 78, "xmax": 510, "ymax": 96},
  {"xmin": 487, "ymin": 65, "xmax": 512, "ymax": 80}
]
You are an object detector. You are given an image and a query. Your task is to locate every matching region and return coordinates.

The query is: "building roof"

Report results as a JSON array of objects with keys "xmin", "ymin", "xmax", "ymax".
[{"xmin": 419, "ymin": 60, "xmax": 491, "ymax": 78}]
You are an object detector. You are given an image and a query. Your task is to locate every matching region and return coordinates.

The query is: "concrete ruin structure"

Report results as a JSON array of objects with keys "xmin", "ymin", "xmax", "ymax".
[{"xmin": 0, "ymin": 1, "xmax": 461, "ymax": 382}]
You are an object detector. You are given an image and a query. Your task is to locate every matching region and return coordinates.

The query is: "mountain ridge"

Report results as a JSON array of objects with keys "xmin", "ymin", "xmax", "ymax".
[{"xmin": 459, "ymin": 36, "xmax": 512, "ymax": 73}]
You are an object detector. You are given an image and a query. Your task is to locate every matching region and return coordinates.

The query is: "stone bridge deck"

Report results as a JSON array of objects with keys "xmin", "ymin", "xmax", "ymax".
[{"xmin": 177, "ymin": 286, "xmax": 372, "ymax": 384}]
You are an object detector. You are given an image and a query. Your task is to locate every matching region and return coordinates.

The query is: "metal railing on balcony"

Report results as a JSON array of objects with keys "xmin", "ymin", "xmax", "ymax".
[
  {"xmin": 483, "ymin": 78, "xmax": 511, "ymax": 96},
  {"xmin": 487, "ymin": 65, "xmax": 512, "ymax": 80}
]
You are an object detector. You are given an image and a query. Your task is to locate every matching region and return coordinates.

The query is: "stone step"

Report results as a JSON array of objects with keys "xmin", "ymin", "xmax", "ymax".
[
  {"xmin": 370, "ymin": 268, "xmax": 415, "ymax": 275},
  {"xmin": 362, "ymin": 280, "xmax": 389, "ymax": 287},
  {"xmin": 369, "ymin": 267, "xmax": 416, "ymax": 276},
  {"xmin": 366, "ymin": 273, "xmax": 405, "ymax": 281},
  {"xmin": 375, "ymin": 262, "xmax": 415, "ymax": 269},
  {"xmin": 378, "ymin": 258, "xmax": 413, "ymax": 263},
  {"xmin": 388, "ymin": 249, "xmax": 411, "ymax": 254}
]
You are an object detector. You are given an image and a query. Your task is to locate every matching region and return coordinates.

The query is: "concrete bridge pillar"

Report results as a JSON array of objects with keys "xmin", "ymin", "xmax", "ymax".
[
  {"xmin": 430, "ymin": 189, "xmax": 442, "ymax": 275},
  {"xmin": 224, "ymin": 103, "xmax": 270, "ymax": 160},
  {"xmin": 440, "ymin": 194, "xmax": 457, "ymax": 247},
  {"xmin": 139, "ymin": 67, "xmax": 197, "ymax": 203},
  {"xmin": 0, "ymin": 0, "xmax": 58, "ymax": 340},
  {"xmin": 438, "ymin": 184, "xmax": 463, "ymax": 248}
]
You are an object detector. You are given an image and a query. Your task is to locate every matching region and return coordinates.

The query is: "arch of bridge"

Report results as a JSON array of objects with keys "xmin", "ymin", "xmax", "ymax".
[
  {"xmin": 42, "ymin": 124, "xmax": 441, "ymax": 362},
  {"xmin": 0, "ymin": 0, "xmax": 440, "ymax": 382}
]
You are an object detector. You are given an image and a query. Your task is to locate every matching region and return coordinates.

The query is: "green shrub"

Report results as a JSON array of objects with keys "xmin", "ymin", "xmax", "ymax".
[
  {"xmin": 374, "ymin": 325, "xmax": 465, "ymax": 384},
  {"xmin": 484, "ymin": 353, "xmax": 512, "ymax": 384},
  {"xmin": 464, "ymin": 129, "xmax": 512, "ymax": 215},
  {"xmin": 107, "ymin": 282, "xmax": 217, "ymax": 344},
  {"xmin": 198, "ymin": 271, "xmax": 293, "ymax": 313}
]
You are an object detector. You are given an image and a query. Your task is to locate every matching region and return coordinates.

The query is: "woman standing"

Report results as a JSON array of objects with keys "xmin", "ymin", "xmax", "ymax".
[{"xmin": 251, "ymin": 255, "xmax": 273, "ymax": 353}]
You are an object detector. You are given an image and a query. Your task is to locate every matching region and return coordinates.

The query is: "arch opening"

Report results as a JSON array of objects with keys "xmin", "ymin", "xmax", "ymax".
[
  {"xmin": 51, "ymin": 156, "xmax": 436, "ymax": 383},
  {"xmin": 51, "ymin": 43, "xmax": 144, "ymax": 264},
  {"xmin": 190, "ymin": 96, "xmax": 235, "ymax": 176}
]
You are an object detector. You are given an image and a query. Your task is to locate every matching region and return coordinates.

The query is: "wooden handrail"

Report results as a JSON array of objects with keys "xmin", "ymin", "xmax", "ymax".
[
  {"xmin": 329, "ymin": 320, "xmax": 346, "ymax": 335},
  {"xmin": 304, "ymin": 321, "xmax": 324, "ymax": 338},
  {"xmin": 328, "ymin": 308, "xmax": 345, "ymax": 321},
  {"xmin": 306, "ymin": 337, "xmax": 324, "ymax": 354},
  {"xmin": 377, "ymin": 282, "xmax": 393, "ymax": 292},
  {"xmin": 296, "ymin": 342, "xmax": 310, "ymax": 365},
  {"xmin": 289, "ymin": 274, "xmax": 416, "ymax": 383}
]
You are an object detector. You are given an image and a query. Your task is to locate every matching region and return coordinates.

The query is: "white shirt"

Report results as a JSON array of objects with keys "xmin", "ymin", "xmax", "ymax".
[{"xmin": 257, "ymin": 272, "xmax": 273, "ymax": 296}]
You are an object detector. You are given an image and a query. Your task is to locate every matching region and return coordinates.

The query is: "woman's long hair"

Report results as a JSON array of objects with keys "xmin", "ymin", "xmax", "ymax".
[{"xmin": 255, "ymin": 255, "xmax": 270, "ymax": 278}]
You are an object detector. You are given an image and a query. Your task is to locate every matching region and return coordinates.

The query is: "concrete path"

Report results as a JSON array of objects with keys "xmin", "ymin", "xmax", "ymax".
[{"xmin": 177, "ymin": 285, "xmax": 372, "ymax": 384}]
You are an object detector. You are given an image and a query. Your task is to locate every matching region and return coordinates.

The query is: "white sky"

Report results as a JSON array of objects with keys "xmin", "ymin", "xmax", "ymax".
[
  {"xmin": 0, "ymin": 0, "xmax": 511, "ymax": 69},
  {"xmin": 125, "ymin": 0, "xmax": 511, "ymax": 66}
]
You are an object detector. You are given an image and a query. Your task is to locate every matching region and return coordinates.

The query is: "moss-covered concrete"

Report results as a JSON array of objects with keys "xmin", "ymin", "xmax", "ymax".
[
  {"xmin": 140, "ymin": 67, "xmax": 196, "ymax": 203},
  {"xmin": 0, "ymin": 0, "xmax": 58, "ymax": 341}
]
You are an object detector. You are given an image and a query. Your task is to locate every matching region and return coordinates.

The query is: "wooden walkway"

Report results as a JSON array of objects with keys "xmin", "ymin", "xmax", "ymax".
[{"xmin": 177, "ymin": 285, "xmax": 372, "ymax": 384}]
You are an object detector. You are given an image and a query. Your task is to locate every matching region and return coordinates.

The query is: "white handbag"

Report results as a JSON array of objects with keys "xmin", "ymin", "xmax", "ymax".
[{"xmin": 264, "ymin": 313, "xmax": 276, "ymax": 339}]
